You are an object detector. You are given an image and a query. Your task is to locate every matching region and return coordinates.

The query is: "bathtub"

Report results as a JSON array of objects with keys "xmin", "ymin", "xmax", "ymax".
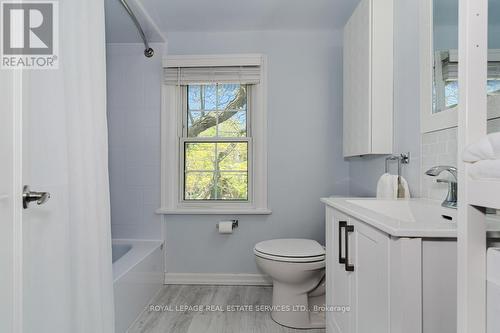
[{"xmin": 112, "ymin": 239, "xmax": 164, "ymax": 333}]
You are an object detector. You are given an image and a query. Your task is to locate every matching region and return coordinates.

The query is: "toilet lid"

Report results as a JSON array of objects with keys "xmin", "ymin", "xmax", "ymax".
[{"xmin": 254, "ymin": 239, "xmax": 325, "ymax": 258}]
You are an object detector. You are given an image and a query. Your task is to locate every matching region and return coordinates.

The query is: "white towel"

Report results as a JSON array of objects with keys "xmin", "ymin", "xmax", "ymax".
[
  {"xmin": 376, "ymin": 173, "xmax": 411, "ymax": 199},
  {"xmin": 397, "ymin": 176, "xmax": 411, "ymax": 199},
  {"xmin": 468, "ymin": 160, "xmax": 500, "ymax": 180},
  {"xmin": 463, "ymin": 132, "xmax": 500, "ymax": 162}
]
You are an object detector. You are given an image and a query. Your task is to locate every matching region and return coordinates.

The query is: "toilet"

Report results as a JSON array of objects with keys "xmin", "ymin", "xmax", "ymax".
[{"xmin": 254, "ymin": 239, "xmax": 326, "ymax": 329}]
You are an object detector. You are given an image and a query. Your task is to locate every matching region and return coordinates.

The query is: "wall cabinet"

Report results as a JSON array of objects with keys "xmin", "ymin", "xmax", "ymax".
[
  {"xmin": 343, "ymin": 0, "xmax": 394, "ymax": 157},
  {"xmin": 325, "ymin": 206, "xmax": 458, "ymax": 333}
]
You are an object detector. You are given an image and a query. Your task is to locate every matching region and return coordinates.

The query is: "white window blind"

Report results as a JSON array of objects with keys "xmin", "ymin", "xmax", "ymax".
[
  {"xmin": 164, "ymin": 66, "xmax": 261, "ymax": 85},
  {"xmin": 440, "ymin": 49, "xmax": 500, "ymax": 81},
  {"xmin": 442, "ymin": 62, "xmax": 500, "ymax": 80}
]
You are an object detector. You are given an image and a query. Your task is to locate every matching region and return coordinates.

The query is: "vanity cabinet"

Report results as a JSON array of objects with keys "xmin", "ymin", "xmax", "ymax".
[
  {"xmin": 343, "ymin": 0, "xmax": 394, "ymax": 157},
  {"xmin": 323, "ymin": 198, "xmax": 478, "ymax": 333},
  {"xmin": 326, "ymin": 208, "xmax": 390, "ymax": 333}
]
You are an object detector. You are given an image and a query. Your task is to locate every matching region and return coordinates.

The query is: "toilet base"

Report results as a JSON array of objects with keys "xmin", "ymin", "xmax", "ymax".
[{"xmin": 270, "ymin": 282, "xmax": 326, "ymax": 329}]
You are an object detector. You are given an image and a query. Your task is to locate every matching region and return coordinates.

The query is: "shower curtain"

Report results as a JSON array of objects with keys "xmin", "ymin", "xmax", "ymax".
[{"xmin": 21, "ymin": 0, "xmax": 114, "ymax": 332}]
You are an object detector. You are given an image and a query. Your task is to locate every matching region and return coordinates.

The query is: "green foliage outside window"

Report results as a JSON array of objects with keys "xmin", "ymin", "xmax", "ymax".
[{"xmin": 184, "ymin": 84, "xmax": 249, "ymax": 201}]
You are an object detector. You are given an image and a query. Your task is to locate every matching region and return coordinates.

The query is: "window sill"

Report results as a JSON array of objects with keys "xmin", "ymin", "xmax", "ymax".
[{"xmin": 155, "ymin": 208, "xmax": 272, "ymax": 215}]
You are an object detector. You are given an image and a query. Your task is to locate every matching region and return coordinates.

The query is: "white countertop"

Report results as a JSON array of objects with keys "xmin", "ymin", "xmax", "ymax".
[{"xmin": 321, "ymin": 197, "xmax": 500, "ymax": 238}]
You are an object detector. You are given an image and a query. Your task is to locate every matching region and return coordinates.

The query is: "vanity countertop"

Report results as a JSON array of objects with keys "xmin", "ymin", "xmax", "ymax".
[{"xmin": 321, "ymin": 197, "xmax": 500, "ymax": 238}]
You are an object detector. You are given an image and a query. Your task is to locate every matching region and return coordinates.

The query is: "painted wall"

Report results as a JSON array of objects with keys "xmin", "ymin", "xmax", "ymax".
[
  {"xmin": 106, "ymin": 43, "xmax": 165, "ymax": 239},
  {"xmin": 349, "ymin": 0, "xmax": 422, "ymax": 197},
  {"xmin": 163, "ymin": 30, "xmax": 350, "ymax": 273}
]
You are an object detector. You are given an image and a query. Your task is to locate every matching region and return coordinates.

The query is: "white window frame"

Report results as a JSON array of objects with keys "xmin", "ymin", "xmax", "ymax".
[{"xmin": 157, "ymin": 54, "xmax": 270, "ymax": 215}]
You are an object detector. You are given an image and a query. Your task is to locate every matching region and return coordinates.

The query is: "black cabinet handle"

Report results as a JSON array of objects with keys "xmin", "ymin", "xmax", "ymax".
[
  {"xmin": 338, "ymin": 221, "xmax": 347, "ymax": 264},
  {"xmin": 345, "ymin": 224, "xmax": 355, "ymax": 272}
]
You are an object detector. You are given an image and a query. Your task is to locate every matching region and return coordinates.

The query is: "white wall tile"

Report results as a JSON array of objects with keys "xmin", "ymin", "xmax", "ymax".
[
  {"xmin": 420, "ymin": 118, "xmax": 500, "ymax": 201},
  {"xmin": 106, "ymin": 43, "xmax": 165, "ymax": 240},
  {"xmin": 421, "ymin": 127, "xmax": 458, "ymax": 201}
]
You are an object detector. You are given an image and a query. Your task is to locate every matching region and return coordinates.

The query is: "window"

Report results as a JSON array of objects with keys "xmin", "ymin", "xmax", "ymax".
[
  {"xmin": 183, "ymin": 84, "xmax": 249, "ymax": 201},
  {"xmin": 158, "ymin": 55, "xmax": 270, "ymax": 214}
]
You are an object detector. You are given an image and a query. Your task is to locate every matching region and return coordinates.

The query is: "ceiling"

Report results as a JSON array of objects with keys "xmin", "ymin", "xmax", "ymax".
[
  {"xmin": 105, "ymin": 0, "xmax": 165, "ymax": 43},
  {"xmin": 105, "ymin": 0, "xmax": 360, "ymax": 43}
]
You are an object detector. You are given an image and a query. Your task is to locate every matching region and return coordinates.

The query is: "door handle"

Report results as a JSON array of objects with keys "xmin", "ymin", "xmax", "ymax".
[
  {"xmin": 344, "ymin": 224, "xmax": 355, "ymax": 272},
  {"xmin": 23, "ymin": 185, "xmax": 50, "ymax": 209},
  {"xmin": 339, "ymin": 221, "xmax": 347, "ymax": 264}
]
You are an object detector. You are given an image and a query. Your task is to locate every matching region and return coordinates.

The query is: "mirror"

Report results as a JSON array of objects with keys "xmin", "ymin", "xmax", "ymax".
[
  {"xmin": 420, "ymin": 0, "xmax": 500, "ymax": 133},
  {"xmin": 432, "ymin": 0, "xmax": 458, "ymax": 114}
]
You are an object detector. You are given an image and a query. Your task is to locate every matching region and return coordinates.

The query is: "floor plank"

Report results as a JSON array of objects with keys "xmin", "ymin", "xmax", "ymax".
[{"xmin": 128, "ymin": 285, "xmax": 326, "ymax": 333}]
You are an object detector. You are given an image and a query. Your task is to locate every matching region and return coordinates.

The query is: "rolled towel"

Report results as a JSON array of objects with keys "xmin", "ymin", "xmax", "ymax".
[
  {"xmin": 377, "ymin": 173, "xmax": 397, "ymax": 198},
  {"xmin": 377, "ymin": 173, "xmax": 411, "ymax": 199},
  {"xmin": 397, "ymin": 176, "xmax": 411, "ymax": 199},
  {"xmin": 463, "ymin": 132, "xmax": 500, "ymax": 162},
  {"xmin": 468, "ymin": 159, "xmax": 500, "ymax": 180}
]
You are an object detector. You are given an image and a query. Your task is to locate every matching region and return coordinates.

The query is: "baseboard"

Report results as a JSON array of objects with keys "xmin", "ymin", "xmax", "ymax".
[{"xmin": 164, "ymin": 273, "xmax": 272, "ymax": 286}]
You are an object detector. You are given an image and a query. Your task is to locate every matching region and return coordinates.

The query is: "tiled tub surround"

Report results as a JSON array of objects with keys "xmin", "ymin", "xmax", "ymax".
[
  {"xmin": 106, "ymin": 43, "xmax": 165, "ymax": 239},
  {"xmin": 421, "ymin": 118, "xmax": 500, "ymax": 200}
]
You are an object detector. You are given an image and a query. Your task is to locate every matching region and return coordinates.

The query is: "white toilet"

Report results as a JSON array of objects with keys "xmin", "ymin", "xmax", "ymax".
[{"xmin": 254, "ymin": 239, "xmax": 326, "ymax": 329}]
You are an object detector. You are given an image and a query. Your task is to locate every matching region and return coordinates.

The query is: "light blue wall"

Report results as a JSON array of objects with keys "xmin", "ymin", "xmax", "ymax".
[
  {"xmin": 164, "ymin": 30, "xmax": 350, "ymax": 273},
  {"xmin": 106, "ymin": 2, "xmax": 426, "ymax": 273},
  {"xmin": 349, "ymin": 0, "xmax": 422, "ymax": 197}
]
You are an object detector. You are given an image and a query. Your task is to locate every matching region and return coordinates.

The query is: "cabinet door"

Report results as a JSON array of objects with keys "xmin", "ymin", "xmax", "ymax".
[
  {"xmin": 351, "ymin": 219, "xmax": 390, "ymax": 333},
  {"xmin": 326, "ymin": 208, "xmax": 354, "ymax": 333},
  {"xmin": 342, "ymin": 0, "xmax": 393, "ymax": 157},
  {"xmin": 343, "ymin": 0, "xmax": 371, "ymax": 157}
]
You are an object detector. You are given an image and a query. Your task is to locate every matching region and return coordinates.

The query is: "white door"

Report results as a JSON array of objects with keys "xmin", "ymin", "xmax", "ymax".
[
  {"xmin": 0, "ymin": 62, "xmax": 63, "ymax": 333},
  {"xmin": 21, "ymin": 70, "xmax": 74, "ymax": 332},
  {"xmin": 1, "ymin": 1, "xmax": 115, "ymax": 331},
  {"xmin": 0, "ymin": 69, "xmax": 88, "ymax": 332},
  {"xmin": 352, "ymin": 219, "xmax": 390, "ymax": 333},
  {"xmin": 0, "ymin": 69, "xmax": 23, "ymax": 333},
  {"xmin": 327, "ymin": 209, "xmax": 354, "ymax": 333}
]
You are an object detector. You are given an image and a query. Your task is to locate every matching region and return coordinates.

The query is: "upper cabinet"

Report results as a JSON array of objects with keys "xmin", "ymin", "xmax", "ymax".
[{"xmin": 343, "ymin": 0, "xmax": 394, "ymax": 157}]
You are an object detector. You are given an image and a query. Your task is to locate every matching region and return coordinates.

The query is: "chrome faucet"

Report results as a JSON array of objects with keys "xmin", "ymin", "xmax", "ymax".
[{"xmin": 425, "ymin": 166, "xmax": 458, "ymax": 209}]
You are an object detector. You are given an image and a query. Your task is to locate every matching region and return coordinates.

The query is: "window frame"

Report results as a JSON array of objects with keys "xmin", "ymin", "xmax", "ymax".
[
  {"xmin": 157, "ymin": 54, "xmax": 270, "ymax": 215},
  {"xmin": 180, "ymin": 85, "xmax": 253, "ymax": 203}
]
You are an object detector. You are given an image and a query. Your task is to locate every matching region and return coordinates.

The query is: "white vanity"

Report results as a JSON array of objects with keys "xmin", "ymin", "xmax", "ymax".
[{"xmin": 322, "ymin": 198, "xmax": 500, "ymax": 333}]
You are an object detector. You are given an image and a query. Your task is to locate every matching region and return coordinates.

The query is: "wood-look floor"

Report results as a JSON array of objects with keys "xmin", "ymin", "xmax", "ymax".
[{"xmin": 128, "ymin": 285, "xmax": 326, "ymax": 333}]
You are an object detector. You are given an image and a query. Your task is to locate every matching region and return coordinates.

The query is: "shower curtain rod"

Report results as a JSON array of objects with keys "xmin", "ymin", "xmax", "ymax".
[{"xmin": 118, "ymin": 0, "xmax": 154, "ymax": 57}]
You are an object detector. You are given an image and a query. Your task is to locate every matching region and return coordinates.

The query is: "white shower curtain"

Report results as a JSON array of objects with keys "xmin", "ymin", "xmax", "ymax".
[{"xmin": 21, "ymin": 0, "xmax": 114, "ymax": 332}]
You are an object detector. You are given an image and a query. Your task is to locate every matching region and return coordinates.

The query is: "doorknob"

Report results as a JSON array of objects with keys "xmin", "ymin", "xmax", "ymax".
[{"xmin": 22, "ymin": 185, "xmax": 50, "ymax": 209}]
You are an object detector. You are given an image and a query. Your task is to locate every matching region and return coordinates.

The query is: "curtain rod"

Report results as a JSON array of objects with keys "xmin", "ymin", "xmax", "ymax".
[{"xmin": 118, "ymin": 0, "xmax": 154, "ymax": 58}]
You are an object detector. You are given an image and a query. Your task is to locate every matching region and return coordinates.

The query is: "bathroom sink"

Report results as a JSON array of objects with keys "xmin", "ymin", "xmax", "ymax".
[
  {"xmin": 321, "ymin": 197, "xmax": 500, "ymax": 238},
  {"xmin": 345, "ymin": 199, "xmax": 455, "ymax": 223}
]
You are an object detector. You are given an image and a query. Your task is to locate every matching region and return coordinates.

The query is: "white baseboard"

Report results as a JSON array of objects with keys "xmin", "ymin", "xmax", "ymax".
[{"xmin": 164, "ymin": 273, "xmax": 272, "ymax": 286}]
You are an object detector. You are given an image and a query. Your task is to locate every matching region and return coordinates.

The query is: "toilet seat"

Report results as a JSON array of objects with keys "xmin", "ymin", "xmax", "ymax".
[
  {"xmin": 254, "ymin": 239, "xmax": 325, "ymax": 263},
  {"xmin": 254, "ymin": 250, "xmax": 325, "ymax": 263}
]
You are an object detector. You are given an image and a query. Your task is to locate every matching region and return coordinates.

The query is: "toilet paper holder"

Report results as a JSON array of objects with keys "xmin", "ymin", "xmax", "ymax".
[{"xmin": 216, "ymin": 219, "xmax": 239, "ymax": 230}]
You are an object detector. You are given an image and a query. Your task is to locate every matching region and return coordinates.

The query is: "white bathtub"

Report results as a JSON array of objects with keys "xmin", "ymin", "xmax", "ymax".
[{"xmin": 112, "ymin": 239, "xmax": 164, "ymax": 333}]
